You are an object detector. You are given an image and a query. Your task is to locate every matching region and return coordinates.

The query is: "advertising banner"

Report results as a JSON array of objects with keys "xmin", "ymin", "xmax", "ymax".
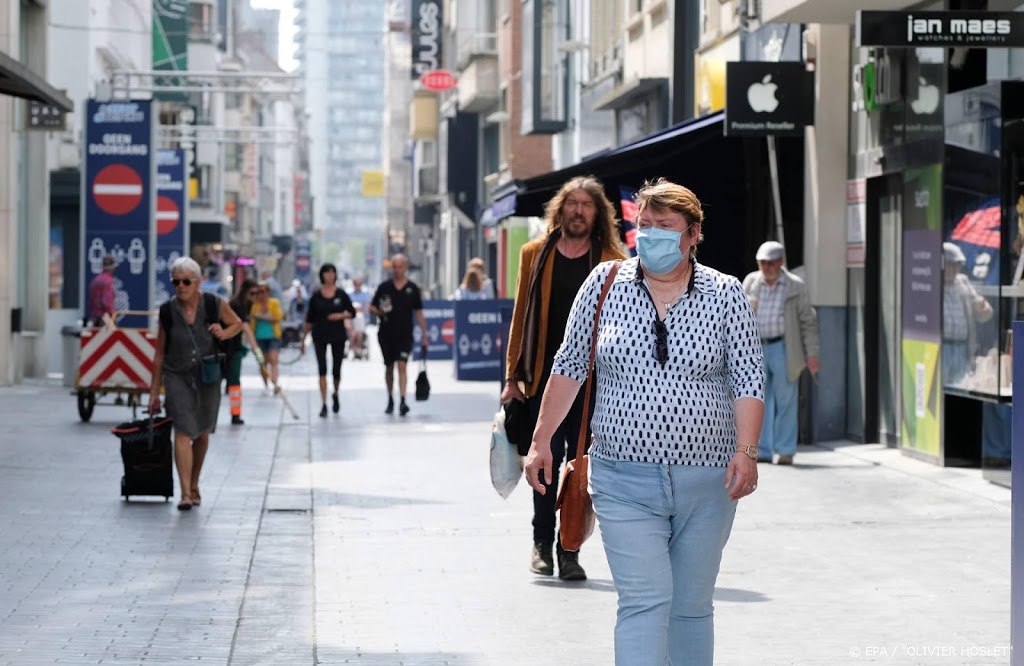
[
  {"xmin": 155, "ymin": 149, "xmax": 187, "ymax": 307},
  {"xmin": 900, "ymin": 164, "xmax": 943, "ymax": 458},
  {"xmin": 83, "ymin": 100, "xmax": 155, "ymax": 329},
  {"xmin": 412, "ymin": 300, "xmax": 456, "ymax": 361},
  {"xmin": 153, "ymin": 0, "xmax": 189, "ymax": 101},
  {"xmin": 453, "ymin": 299, "xmax": 514, "ymax": 381}
]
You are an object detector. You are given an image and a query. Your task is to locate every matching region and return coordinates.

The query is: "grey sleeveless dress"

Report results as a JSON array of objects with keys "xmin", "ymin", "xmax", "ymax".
[{"xmin": 162, "ymin": 298, "xmax": 222, "ymax": 437}]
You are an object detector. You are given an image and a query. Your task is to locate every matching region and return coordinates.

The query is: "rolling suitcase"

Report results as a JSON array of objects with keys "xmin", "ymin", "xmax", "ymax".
[{"xmin": 111, "ymin": 415, "xmax": 174, "ymax": 501}]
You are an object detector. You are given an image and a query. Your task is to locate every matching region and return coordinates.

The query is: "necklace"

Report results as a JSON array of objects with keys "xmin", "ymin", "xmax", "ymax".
[{"xmin": 645, "ymin": 266, "xmax": 691, "ymax": 308}]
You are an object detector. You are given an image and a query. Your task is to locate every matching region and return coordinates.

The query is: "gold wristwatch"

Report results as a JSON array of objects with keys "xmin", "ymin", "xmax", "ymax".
[{"xmin": 740, "ymin": 444, "xmax": 759, "ymax": 460}]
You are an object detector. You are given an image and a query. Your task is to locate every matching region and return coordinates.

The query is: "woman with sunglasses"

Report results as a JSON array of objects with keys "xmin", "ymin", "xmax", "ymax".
[
  {"xmin": 300, "ymin": 263, "xmax": 355, "ymax": 417},
  {"xmin": 250, "ymin": 282, "xmax": 284, "ymax": 393},
  {"xmin": 149, "ymin": 257, "xmax": 244, "ymax": 511},
  {"xmin": 523, "ymin": 179, "xmax": 764, "ymax": 666},
  {"xmin": 224, "ymin": 278, "xmax": 263, "ymax": 425}
]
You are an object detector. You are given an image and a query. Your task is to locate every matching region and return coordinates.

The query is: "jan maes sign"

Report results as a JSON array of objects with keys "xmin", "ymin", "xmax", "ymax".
[
  {"xmin": 411, "ymin": 0, "xmax": 442, "ymax": 79},
  {"xmin": 856, "ymin": 11, "xmax": 1024, "ymax": 48},
  {"xmin": 725, "ymin": 62, "xmax": 814, "ymax": 137}
]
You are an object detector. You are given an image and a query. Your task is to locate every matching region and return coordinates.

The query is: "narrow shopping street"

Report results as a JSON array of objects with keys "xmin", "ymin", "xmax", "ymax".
[{"xmin": 0, "ymin": 346, "xmax": 1010, "ymax": 665}]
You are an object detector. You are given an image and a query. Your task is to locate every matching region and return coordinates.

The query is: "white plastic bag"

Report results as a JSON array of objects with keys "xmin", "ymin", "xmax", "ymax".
[{"xmin": 490, "ymin": 408, "xmax": 523, "ymax": 499}]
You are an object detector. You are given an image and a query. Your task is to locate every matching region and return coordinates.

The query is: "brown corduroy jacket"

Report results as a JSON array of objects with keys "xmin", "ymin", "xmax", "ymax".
[{"xmin": 505, "ymin": 236, "xmax": 626, "ymax": 397}]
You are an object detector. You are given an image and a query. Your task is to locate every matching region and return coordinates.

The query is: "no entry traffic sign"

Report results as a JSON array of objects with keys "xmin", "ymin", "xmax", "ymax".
[
  {"xmin": 156, "ymin": 195, "xmax": 180, "ymax": 235},
  {"xmin": 93, "ymin": 164, "xmax": 143, "ymax": 215},
  {"xmin": 441, "ymin": 319, "xmax": 455, "ymax": 345}
]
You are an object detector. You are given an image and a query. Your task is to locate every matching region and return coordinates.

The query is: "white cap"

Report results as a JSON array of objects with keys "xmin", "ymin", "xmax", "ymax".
[
  {"xmin": 755, "ymin": 241, "xmax": 785, "ymax": 262},
  {"xmin": 943, "ymin": 242, "xmax": 966, "ymax": 264}
]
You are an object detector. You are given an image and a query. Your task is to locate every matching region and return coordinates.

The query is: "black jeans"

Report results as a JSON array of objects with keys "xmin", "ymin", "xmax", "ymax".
[{"xmin": 526, "ymin": 377, "xmax": 592, "ymax": 546}]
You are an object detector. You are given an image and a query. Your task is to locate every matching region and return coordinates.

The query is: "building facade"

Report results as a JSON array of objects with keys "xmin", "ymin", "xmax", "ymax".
[{"xmin": 296, "ymin": 0, "xmax": 387, "ymax": 281}]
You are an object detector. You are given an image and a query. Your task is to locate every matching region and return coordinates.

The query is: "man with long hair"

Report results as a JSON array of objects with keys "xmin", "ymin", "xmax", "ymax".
[{"xmin": 502, "ymin": 175, "xmax": 627, "ymax": 580}]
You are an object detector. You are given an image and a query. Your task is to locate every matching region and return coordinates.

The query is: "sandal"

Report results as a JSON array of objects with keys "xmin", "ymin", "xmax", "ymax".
[
  {"xmin": 177, "ymin": 497, "xmax": 193, "ymax": 511},
  {"xmin": 190, "ymin": 491, "xmax": 202, "ymax": 507}
]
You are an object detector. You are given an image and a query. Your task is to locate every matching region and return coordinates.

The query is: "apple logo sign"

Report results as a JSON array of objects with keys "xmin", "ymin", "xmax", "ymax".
[
  {"xmin": 747, "ymin": 74, "xmax": 780, "ymax": 113},
  {"xmin": 910, "ymin": 76, "xmax": 940, "ymax": 115}
]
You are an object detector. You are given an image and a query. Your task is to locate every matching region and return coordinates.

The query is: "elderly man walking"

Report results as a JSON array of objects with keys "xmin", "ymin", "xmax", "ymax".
[{"xmin": 742, "ymin": 241, "xmax": 819, "ymax": 464}]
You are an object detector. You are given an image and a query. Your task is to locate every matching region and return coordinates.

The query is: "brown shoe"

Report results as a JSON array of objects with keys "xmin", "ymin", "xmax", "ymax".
[
  {"xmin": 777, "ymin": 454, "xmax": 794, "ymax": 465},
  {"xmin": 530, "ymin": 542, "xmax": 554, "ymax": 576}
]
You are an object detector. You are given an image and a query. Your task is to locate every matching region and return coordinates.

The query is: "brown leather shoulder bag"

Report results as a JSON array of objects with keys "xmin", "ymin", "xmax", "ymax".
[{"xmin": 555, "ymin": 261, "xmax": 621, "ymax": 552}]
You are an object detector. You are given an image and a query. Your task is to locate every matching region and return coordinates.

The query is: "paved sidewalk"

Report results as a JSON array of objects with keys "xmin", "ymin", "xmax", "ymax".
[{"xmin": 0, "ymin": 346, "xmax": 1011, "ymax": 665}]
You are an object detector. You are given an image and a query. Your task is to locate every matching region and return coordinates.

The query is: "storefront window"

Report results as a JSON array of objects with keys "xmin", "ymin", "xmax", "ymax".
[{"xmin": 941, "ymin": 81, "xmax": 1024, "ymax": 400}]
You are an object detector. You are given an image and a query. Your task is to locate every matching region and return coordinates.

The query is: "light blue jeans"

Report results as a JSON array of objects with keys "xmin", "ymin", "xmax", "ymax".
[
  {"xmin": 759, "ymin": 339, "xmax": 798, "ymax": 458},
  {"xmin": 589, "ymin": 457, "xmax": 738, "ymax": 666}
]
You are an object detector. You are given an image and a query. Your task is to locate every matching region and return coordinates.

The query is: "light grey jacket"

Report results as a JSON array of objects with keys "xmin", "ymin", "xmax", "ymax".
[{"xmin": 742, "ymin": 268, "xmax": 820, "ymax": 382}]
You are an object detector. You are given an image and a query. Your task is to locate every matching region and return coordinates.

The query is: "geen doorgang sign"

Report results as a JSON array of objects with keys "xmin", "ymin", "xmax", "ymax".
[{"xmin": 856, "ymin": 10, "xmax": 1024, "ymax": 48}]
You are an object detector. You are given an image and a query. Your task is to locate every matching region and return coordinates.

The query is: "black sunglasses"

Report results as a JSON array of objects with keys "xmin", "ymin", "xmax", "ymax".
[
  {"xmin": 652, "ymin": 319, "xmax": 669, "ymax": 367},
  {"xmin": 247, "ymin": 290, "xmax": 259, "ymax": 296},
  {"xmin": 171, "ymin": 278, "xmax": 193, "ymax": 287}
]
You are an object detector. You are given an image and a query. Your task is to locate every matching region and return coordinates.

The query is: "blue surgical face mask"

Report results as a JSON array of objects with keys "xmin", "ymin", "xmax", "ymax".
[{"xmin": 636, "ymin": 227, "xmax": 685, "ymax": 275}]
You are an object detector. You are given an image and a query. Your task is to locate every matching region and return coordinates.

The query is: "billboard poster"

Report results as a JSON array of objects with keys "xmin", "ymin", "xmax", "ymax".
[
  {"xmin": 453, "ymin": 299, "xmax": 514, "ymax": 381},
  {"xmin": 900, "ymin": 164, "xmax": 943, "ymax": 458},
  {"xmin": 155, "ymin": 149, "xmax": 187, "ymax": 307},
  {"xmin": 153, "ymin": 0, "xmax": 189, "ymax": 101},
  {"xmin": 412, "ymin": 300, "xmax": 455, "ymax": 361},
  {"xmin": 83, "ymin": 100, "xmax": 156, "ymax": 329}
]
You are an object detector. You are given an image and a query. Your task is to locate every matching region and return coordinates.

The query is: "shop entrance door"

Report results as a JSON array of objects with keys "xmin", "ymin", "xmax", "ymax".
[{"xmin": 864, "ymin": 175, "xmax": 902, "ymax": 446}]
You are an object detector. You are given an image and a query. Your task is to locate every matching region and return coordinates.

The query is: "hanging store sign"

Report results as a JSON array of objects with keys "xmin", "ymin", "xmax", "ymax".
[
  {"xmin": 856, "ymin": 11, "xmax": 1024, "ymax": 48},
  {"xmin": 724, "ymin": 61, "xmax": 814, "ymax": 137},
  {"xmin": 420, "ymin": 69, "xmax": 457, "ymax": 92},
  {"xmin": 411, "ymin": 0, "xmax": 443, "ymax": 79}
]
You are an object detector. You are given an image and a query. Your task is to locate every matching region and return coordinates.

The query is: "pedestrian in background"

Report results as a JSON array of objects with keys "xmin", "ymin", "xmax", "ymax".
[
  {"xmin": 941, "ymin": 241, "xmax": 993, "ymax": 385},
  {"xmin": 260, "ymin": 270, "xmax": 283, "ymax": 300},
  {"xmin": 301, "ymin": 263, "xmax": 356, "ymax": 418},
  {"xmin": 87, "ymin": 255, "xmax": 117, "ymax": 326},
  {"xmin": 200, "ymin": 266, "xmax": 228, "ymax": 298},
  {"xmin": 149, "ymin": 257, "xmax": 243, "ymax": 511},
  {"xmin": 250, "ymin": 283, "xmax": 284, "ymax": 394},
  {"xmin": 225, "ymin": 279, "xmax": 262, "ymax": 426},
  {"xmin": 467, "ymin": 257, "xmax": 496, "ymax": 298},
  {"xmin": 502, "ymin": 174, "xmax": 627, "ymax": 580},
  {"xmin": 525, "ymin": 178, "xmax": 763, "ymax": 664},
  {"xmin": 742, "ymin": 240, "xmax": 819, "ymax": 464},
  {"xmin": 369, "ymin": 254, "xmax": 428, "ymax": 416},
  {"xmin": 453, "ymin": 268, "xmax": 491, "ymax": 300}
]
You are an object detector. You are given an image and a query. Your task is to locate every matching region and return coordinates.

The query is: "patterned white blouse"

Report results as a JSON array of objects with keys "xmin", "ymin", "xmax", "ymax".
[{"xmin": 551, "ymin": 257, "xmax": 765, "ymax": 467}]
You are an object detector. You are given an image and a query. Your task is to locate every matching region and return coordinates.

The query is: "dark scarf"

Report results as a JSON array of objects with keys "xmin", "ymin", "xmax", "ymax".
[{"xmin": 515, "ymin": 228, "xmax": 602, "ymax": 385}]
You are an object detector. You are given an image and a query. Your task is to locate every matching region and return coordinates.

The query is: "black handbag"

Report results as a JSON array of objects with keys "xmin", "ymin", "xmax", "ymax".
[{"xmin": 415, "ymin": 358, "xmax": 430, "ymax": 401}]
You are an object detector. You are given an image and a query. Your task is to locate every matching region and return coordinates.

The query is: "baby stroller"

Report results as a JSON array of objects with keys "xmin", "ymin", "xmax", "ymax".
[{"xmin": 348, "ymin": 305, "xmax": 369, "ymax": 360}]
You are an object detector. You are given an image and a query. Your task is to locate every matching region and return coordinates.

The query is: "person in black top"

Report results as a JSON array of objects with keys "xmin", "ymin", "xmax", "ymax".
[
  {"xmin": 369, "ymin": 254, "xmax": 429, "ymax": 416},
  {"xmin": 301, "ymin": 263, "xmax": 356, "ymax": 418}
]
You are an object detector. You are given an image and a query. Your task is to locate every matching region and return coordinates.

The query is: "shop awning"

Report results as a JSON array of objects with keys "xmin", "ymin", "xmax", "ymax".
[
  {"xmin": 0, "ymin": 51, "xmax": 73, "ymax": 111},
  {"xmin": 510, "ymin": 111, "xmax": 727, "ymax": 218},
  {"xmin": 498, "ymin": 110, "xmax": 767, "ymax": 279}
]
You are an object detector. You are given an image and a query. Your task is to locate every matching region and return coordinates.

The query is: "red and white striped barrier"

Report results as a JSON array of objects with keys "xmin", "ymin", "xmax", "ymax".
[{"xmin": 78, "ymin": 328, "xmax": 156, "ymax": 391}]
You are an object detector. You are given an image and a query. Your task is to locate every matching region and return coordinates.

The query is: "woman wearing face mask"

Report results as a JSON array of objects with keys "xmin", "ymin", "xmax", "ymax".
[{"xmin": 524, "ymin": 178, "xmax": 765, "ymax": 666}]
